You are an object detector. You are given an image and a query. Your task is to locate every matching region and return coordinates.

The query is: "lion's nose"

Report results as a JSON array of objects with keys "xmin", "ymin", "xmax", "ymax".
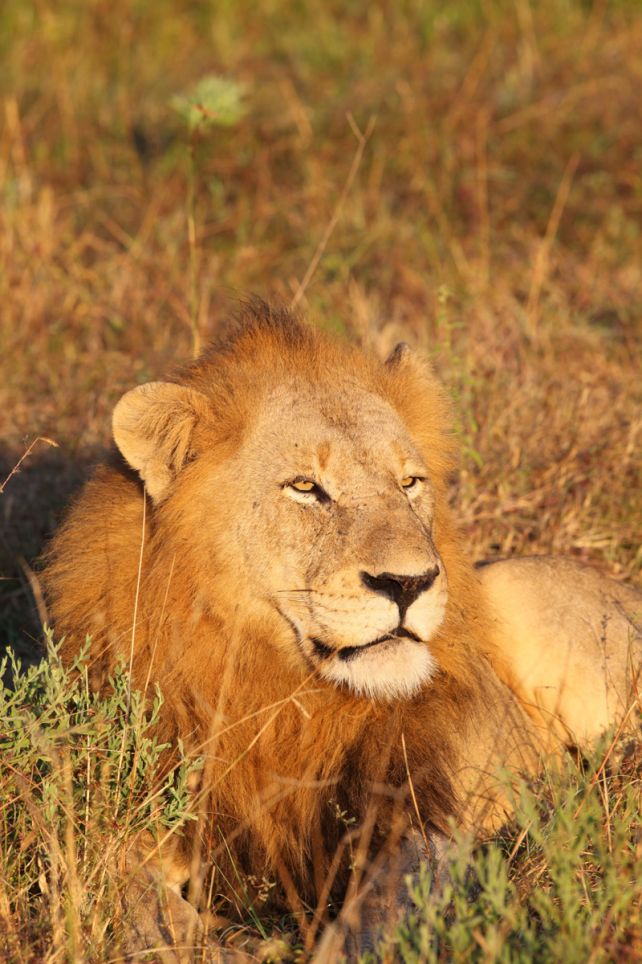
[{"xmin": 360, "ymin": 567, "xmax": 440, "ymax": 618}]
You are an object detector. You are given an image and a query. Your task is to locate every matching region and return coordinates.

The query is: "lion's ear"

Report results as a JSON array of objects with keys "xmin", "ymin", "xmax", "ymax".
[
  {"xmin": 112, "ymin": 382, "xmax": 210, "ymax": 502},
  {"xmin": 385, "ymin": 342, "xmax": 412, "ymax": 368},
  {"xmin": 386, "ymin": 341, "xmax": 438, "ymax": 381}
]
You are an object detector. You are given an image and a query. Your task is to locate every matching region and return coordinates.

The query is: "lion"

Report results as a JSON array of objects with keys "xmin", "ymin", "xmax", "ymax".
[{"xmin": 43, "ymin": 302, "xmax": 642, "ymax": 960}]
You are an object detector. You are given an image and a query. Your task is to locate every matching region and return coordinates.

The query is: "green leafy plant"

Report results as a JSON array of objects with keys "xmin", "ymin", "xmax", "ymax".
[
  {"xmin": 171, "ymin": 75, "xmax": 247, "ymax": 133},
  {"xmin": 171, "ymin": 74, "xmax": 247, "ymax": 357},
  {"xmin": 374, "ymin": 742, "xmax": 642, "ymax": 963},
  {"xmin": 0, "ymin": 632, "xmax": 200, "ymax": 960}
]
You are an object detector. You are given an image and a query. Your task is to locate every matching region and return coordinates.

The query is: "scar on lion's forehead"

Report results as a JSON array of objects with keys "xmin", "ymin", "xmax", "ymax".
[{"xmin": 317, "ymin": 440, "xmax": 331, "ymax": 469}]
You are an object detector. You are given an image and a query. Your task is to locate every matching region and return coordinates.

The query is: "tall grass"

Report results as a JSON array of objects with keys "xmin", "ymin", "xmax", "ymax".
[
  {"xmin": 2, "ymin": 641, "xmax": 640, "ymax": 960},
  {"xmin": 378, "ymin": 740, "xmax": 642, "ymax": 962},
  {"xmin": 0, "ymin": 635, "xmax": 199, "ymax": 961}
]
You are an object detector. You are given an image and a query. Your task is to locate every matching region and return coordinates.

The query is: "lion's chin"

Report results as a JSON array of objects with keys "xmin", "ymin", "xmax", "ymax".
[{"xmin": 319, "ymin": 639, "xmax": 437, "ymax": 701}]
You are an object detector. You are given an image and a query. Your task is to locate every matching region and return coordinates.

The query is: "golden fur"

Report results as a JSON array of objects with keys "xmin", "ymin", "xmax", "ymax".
[{"xmin": 44, "ymin": 303, "xmax": 639, "ymax": 943}]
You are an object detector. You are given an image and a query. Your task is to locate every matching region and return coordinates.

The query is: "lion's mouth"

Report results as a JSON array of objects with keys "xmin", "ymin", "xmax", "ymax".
[{"xmin": 312, "ymin": 626, "xmax": 422, "ymax": 663}]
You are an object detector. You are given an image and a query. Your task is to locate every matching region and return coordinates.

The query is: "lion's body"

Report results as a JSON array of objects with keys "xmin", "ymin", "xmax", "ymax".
[
  {"xmin": 480, "ymin": 557, "xmax": 641, "ymax": 746},
  {"xmin": 43, "ymin": 305, "xmax": 641, "ymax": 953}
]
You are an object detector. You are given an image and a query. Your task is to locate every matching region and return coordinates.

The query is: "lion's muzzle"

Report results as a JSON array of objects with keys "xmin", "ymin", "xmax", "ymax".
[{"xmin": 304, "ymin": 562, "xmax": 447, "ymax": 699}]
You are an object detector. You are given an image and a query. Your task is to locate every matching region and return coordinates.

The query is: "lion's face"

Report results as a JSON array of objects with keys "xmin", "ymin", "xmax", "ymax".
[
  {"xmin": 211, "ymin": 378, "xmax": 447, "ymax": 699},
  {"xmin": 112, "ymin": 327, "xmax": 452, "ymax": 702}
]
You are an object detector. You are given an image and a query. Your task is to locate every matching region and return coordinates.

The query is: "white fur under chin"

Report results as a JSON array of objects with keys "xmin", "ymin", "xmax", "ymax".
[{"xmin": 320, "ymin": 640, "xmax": 437, "ymax": 700}]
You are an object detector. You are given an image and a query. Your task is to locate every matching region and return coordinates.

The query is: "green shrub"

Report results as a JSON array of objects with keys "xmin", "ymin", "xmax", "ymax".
[
  {"xmin": 0, "ymin": 632, "xmax": 199, "ymax": 961},
  {"xmin": 376, "ymin": 741, "xmax": 642, "ymax": 963}
]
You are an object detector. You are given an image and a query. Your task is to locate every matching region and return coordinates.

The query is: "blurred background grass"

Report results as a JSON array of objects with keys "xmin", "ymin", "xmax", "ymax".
[{"xmin": 1, "ymin": 0, "xmax": 641, "ymax": 659}]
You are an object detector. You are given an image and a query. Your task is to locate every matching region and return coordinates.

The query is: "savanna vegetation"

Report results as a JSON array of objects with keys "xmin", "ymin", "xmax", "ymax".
[{"xmin": 1, "ymin": 0, "xmax": 641, "ymax": 960}]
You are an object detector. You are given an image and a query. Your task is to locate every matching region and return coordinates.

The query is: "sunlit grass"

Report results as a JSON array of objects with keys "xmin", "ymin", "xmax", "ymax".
[
  {"xmin": 377, "ymin": 741, "xmax": 642, "ymax": 962},
  {"xmin": 2, "ymin": 644, "xmax": 640, "ymax": 960},
  {"xmin": 0, "ymin": 635, "xmax": 200, "ymax": 961}
]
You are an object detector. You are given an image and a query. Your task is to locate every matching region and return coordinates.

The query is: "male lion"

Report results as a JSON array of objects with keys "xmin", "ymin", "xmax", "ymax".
[{"xmin": 44, "ymin": 303, "xmax": 641, "ymax": 960}]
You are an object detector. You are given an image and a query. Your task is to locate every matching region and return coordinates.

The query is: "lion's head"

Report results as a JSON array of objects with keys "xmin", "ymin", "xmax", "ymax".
[{"xmin": 111, "ymin": 306, "xmax": 457, "ymax": 701}]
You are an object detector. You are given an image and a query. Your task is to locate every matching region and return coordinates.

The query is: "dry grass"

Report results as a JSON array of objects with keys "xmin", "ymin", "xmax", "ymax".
[{"xmin": 1, "ymin": 0, "xmax": 641, "ymax": 958}]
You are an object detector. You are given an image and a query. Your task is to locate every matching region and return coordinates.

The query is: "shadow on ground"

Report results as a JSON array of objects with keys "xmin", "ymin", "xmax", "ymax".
[{"xmin": 0, "ymin": 444, "xmax": 106, "ymax": 666}]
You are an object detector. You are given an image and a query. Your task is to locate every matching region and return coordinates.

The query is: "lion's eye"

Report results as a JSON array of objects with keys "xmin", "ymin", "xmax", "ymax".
[
  {"xmin": 401, "ymin": 476, "xmax": 423, "ymax": 493},
  {"xmin": 284, "ymin": 477, "xmax": 330, "ymax": 504}
]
